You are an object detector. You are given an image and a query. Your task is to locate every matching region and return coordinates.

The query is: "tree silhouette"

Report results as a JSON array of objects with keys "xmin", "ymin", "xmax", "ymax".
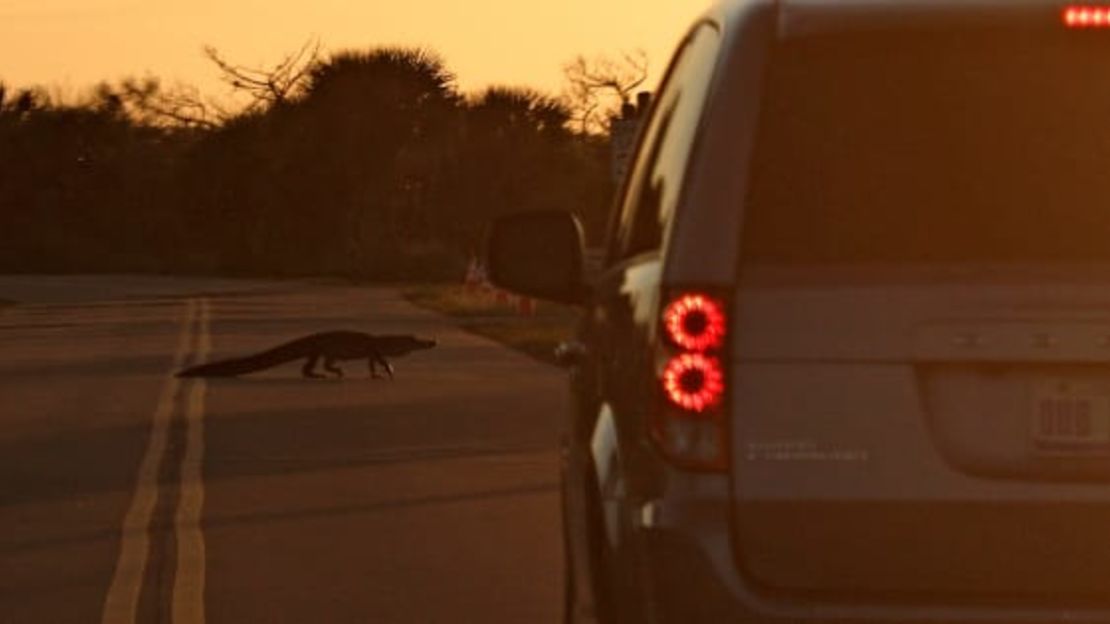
[
  {"xmin": 562, "ymin": 50, "xmax": 649, "ymax": 134},
  {"xmin": 204, "ymin": 39, "xmax": 321, "ymax": 112},
  {"xmin": 99, "ymin": 77, "xmax": 225, "ymax": 129},
  {"xmin": 0, "ymin": 43, "xmax": 612, "ymax": 278}
]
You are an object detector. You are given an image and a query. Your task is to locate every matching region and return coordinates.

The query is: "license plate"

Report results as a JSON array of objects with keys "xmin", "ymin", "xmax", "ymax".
[{"xmin": 1031, "ymin": 383, "xmax": 1110, "ymax": 455}]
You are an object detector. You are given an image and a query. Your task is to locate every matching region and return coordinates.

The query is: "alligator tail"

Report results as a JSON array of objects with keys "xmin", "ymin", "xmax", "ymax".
[{"xmin": 176, "ymin": 340, "xmax": 305, "ymax": 378}]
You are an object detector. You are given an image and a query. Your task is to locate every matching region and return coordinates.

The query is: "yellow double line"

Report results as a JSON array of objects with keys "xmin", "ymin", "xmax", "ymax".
[{"xmin": 101, "ymin": 298, "xmax": 211, "ymax": 624}]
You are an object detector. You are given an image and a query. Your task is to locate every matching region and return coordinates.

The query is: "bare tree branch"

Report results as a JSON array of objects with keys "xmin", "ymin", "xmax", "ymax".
[
  {"xmin": 111, "ymin": 77, "xmax": 223, "ymax": 129},
  {"xmin": 562, "ymin": 49, "xmax": 648, "ymax": 134},
  {"xmin": 203, "ymin": 38, "xmax": 322, "ymax": 111}
]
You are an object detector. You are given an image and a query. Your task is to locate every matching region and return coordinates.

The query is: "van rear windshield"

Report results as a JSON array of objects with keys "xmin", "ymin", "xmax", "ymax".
[{"xmin": 741, "ymin": 30, "xmax": 1110, "ymax": 264}]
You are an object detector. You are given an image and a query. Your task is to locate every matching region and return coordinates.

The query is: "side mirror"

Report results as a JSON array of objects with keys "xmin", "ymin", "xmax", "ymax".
[{"xmin": 487, "ymin": 210, "xmax": 587, "ymax": 305}]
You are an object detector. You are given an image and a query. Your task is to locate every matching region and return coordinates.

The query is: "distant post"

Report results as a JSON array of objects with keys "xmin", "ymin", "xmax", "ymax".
[{"xmin": 609, "ymin": 91, "xmax": 652, "ymax": 187}]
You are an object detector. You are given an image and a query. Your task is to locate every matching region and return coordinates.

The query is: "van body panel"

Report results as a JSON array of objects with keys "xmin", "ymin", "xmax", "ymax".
[{"xmin": 719, "ymin": 15, "xmax": 1110, "ymax": 604}]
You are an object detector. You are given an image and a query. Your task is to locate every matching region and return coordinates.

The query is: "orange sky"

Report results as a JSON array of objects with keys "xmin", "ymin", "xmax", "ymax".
[{"xmin": 0, "ymin": 0, "xmax": 708, "ymax": 100}]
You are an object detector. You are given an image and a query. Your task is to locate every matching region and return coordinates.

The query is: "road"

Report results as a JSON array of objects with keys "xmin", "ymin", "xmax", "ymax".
[{"xmin": 0, "ymin": 276, "xmax": 567, "ymax": 623}]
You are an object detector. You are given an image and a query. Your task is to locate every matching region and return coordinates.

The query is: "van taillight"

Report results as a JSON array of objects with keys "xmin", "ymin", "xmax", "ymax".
[
  {"xmin": 1064, "ymin": 6, "xmax": 1110, "ymax": 27},
  {"xmin": 663, "ymin": 294, "xmax": 726, "ymax": 351},
  {"xmin": 653, "ymin": 291, "xmax": 729, "ymax": 472},
  {"xmin": 662, "ymin": 353, "xmax": 724, "ymax": 412}
]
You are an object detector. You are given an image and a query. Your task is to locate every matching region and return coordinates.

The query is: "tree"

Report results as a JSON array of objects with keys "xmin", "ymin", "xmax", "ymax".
[
  {"xmin": 204, "ymin": 39, "xmax": 321, "ymax": 113},
  {"xmin": 282, "ymin": 47, "xmax": 460, "ymax": 272},
  {"xmin": 0, "ymin": 42, "xmax": 614, "ymax": 279},
  {"xmin": 100, "ymin": 77, "xmax": 226, "ymax": 129},
  {"xmin": 0, "ymin": 84, "xmax": 46, "ymax": 119},
  {"xmin": 562, "ymin": 50, "xmax": 649, "ymax": 134},
  {"xmin": 468, "ymin": 86, "xmax": 569, "ymax": 136},
  {"xmin": 442, "ymin": 86, "xmax": 609, "ymax": 248}
]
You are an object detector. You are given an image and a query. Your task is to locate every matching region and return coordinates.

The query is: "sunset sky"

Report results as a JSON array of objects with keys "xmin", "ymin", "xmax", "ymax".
[{"xmin": 0, "ymin": 0, "xmax": 708, "ymax": 100}]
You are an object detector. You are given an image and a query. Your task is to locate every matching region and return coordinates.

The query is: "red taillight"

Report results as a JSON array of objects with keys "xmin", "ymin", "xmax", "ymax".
[
  {"xmin": 1064, "ymin": 5, "xmax": 1110, "ymax": 28},
  {"xmin": 663, "ymin": 294, "xmax": 726, "ymax": 352},
  {"xmin": 662, "ymin": 353, "xmax": 724, "ymax": 412},
  {"xmin": 653, "ymin": 291, "xmax": 729, "ymax": 472}
]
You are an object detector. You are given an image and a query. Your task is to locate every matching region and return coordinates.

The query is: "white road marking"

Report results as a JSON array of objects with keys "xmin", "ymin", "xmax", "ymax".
[
  {"xmin": 101, "ymin": 299, "xmax": 197, "ymax": 624},
  {"xmin": 173, "ymin": 298, "xmax": 210, "ymax": 624}
]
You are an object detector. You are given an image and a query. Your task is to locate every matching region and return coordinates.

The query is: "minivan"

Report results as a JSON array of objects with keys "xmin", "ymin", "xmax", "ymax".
[{"xmin": 489, "ymin": 1, "xmax": 1110, "ymax": 622}]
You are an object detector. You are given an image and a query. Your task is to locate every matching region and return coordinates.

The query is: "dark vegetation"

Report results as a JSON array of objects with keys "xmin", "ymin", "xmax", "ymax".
[{"xmin": 0, "ymin": 46, "xmax": 626, "ymax": 280}]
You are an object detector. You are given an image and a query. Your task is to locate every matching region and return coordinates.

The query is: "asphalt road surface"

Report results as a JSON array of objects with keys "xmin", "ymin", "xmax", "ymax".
[{"xmin": 0, "ymin": 276, "xmax": 567, "ymax": 623}]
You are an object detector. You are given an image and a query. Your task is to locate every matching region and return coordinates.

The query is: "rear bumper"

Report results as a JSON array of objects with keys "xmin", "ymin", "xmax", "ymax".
[
  {"xmin": 643, "ymin": 523, "xmax": 1110, "ymax": 624},
  {"xmin": 644, "ymin": 527, "xmax": 777, "ymax": 624},
  {"xmin": 639, "ymin": 492, "xmax": 1110, "ymax": 624},
  {"xmin": 637, "ymin": 474, "xmax": 793, "ymax": 624}
]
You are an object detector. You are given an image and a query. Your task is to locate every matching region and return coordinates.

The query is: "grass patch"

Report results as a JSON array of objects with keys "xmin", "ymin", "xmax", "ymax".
[{"xmin": 403, "ymin": 284, "xmax": 578, "ymax": 365}]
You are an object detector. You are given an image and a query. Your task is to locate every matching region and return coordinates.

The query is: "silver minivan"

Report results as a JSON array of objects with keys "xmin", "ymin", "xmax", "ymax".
[{"xmin": 490, "ymin": 1, "xmax": 1110, "ymax": 621}]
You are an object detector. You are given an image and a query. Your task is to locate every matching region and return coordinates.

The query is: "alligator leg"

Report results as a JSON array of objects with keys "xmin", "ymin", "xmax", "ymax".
[
  {"xmin": 302, "ymin": 354, "xmax": 325, "ymax": 379},
  {"xmin": 323, "ymin": 357, "xmax": 344, "ymax": 379},
  {"xmin": 368, "ymin": 354, "xmax": 393, "ymax": 380}
]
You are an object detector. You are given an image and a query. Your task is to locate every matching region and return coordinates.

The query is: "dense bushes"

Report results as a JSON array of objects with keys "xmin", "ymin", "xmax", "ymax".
[{"xmin": 0, "ymin": 48, "xmax": 612, "ymax": 280}]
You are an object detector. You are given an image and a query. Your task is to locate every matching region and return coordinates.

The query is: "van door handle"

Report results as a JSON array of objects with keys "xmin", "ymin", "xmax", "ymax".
[{"xmin": 555, "ymin": 341, "xmax": 589, "ymax": 368}]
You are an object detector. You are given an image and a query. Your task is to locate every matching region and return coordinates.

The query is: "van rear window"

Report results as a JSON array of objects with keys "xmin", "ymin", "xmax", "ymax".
[{"xmin": 742, "ymin": 30, "xmax": 1110, "ymax": 264}]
